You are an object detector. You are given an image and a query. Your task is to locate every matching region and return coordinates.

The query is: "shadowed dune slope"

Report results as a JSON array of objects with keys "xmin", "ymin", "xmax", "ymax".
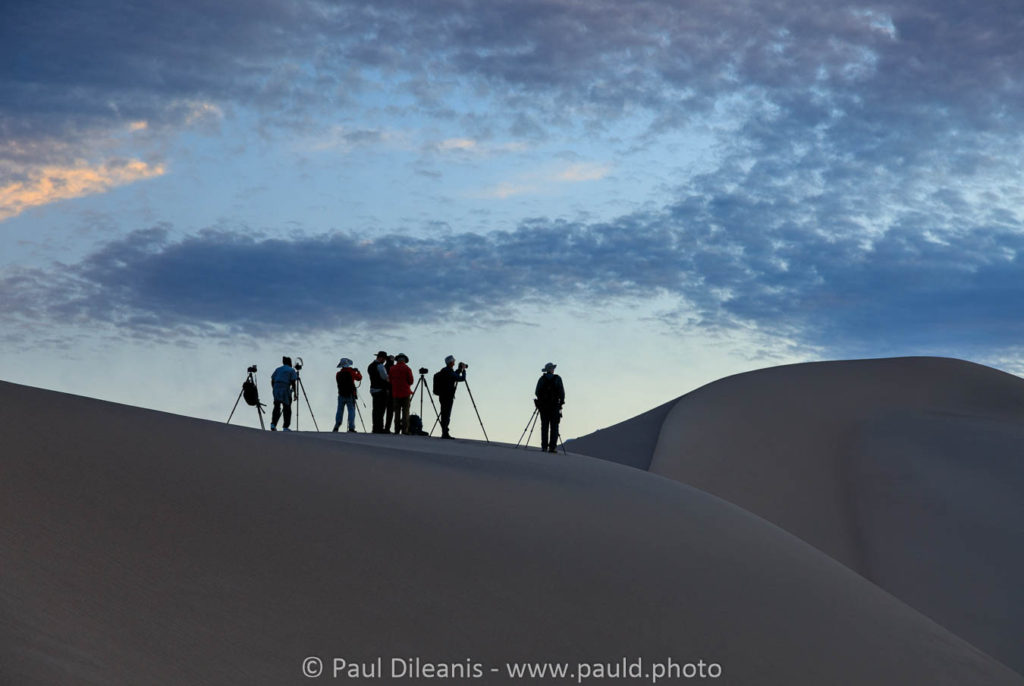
[
  {"xmin": 576, "ymin": 357, "xmax": 1024, "ymax": 676},
  {"xmin": 2, "ymin": 381, "xmax": 1022, "ymax": 684}
]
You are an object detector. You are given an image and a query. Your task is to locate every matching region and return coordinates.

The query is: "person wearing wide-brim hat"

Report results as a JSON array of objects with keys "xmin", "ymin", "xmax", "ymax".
[
  {"xmin": 388, "ymin": 353, "xmax": 415, "ymax": 435},
  {"xmin": 332, "ymin": 358, "xmax": 362, "ymax": 433},
  {"xmin": 535, "ymin": 362, "xmax": 565, "ymax": 453}
]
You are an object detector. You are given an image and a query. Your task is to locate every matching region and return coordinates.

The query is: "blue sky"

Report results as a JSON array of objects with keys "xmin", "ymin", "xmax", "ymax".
[{"xmin": 3, "ymin": 0, "xmax": 1024, "ymax": 441}]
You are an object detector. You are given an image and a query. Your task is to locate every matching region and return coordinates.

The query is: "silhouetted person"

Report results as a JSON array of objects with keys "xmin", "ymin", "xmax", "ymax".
[
  {"xmin": 333, "ymin": 358, "xmax": 362, "ymax": 432},
  {"xmin": 270, "ymin": 356, "xmax": 298, "ymax": 431},
  {"xmin": 367, "ymin": 350, "xmax": 390, "ymax": 433},
  {"xmin": 434, "ymin": 355, "xmax": 466, "ymax": 439},
  {"xmin": 535, "ymin": 362, "xmax": 565, "ymax": 453},
  {"xmin": 383, "ymin": 354, "xmax": 396, "ymax": 432},
  {"xmin": 389, "ymin": 353, "xmax": 414, "ymax": 435}
]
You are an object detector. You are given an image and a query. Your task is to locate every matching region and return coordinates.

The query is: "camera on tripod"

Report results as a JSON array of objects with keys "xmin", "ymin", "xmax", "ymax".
[
  {"xmin": 419, "ymin": 367, "xmax": 429, "ymax": 375},
  {"xmin": 247, "ymin": 364, "xmax": 258, "ymax": 373},
  {"xmin": 295, "ymin": 360, "xmax": 303, "ymax": 371}
]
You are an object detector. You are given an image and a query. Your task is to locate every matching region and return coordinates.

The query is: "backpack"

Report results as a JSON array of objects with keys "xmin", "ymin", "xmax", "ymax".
[
  {"xmin": 536, "ymin": 375, "xmax": 560, "ymax": 407},
  {"xmin": 409, "ymin": 414, "xmax": 427, "ymax": 435},
  {"xmin": 242, "ymin": 379, "xmax": 261, "ymax": 406},
  {"xmin": 432, "ymin": 369, "xmax": 446, "ymax": 396}
]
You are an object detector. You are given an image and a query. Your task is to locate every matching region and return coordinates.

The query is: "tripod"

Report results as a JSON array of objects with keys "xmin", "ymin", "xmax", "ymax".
[
  {"xmin": 352, "ymin": 380, "xmax": 368, "ymax": 433},
  {"xmin": 227, "ymin": 368, "xmax": 266, "ymax": 429},
  {"xmin": 292, "ymin": 357, "xmax": 320, "ymax": 431},
  {"xmin": 426, "ymin": 374, "xmax": 490, "ymax": 443},
  {"xmin": 412, "ymin": 372, "xmax": 441, "ymax": 435},
  {"xmin": 515, "ymin": 405, "xmax": 563, "ymax": 453}
]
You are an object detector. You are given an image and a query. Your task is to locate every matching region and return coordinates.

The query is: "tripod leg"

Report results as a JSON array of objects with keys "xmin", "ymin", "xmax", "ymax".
[
  {"xmin": 298, "ymin": 378, "xmax": 320, "ymax": 431},
  {"xmin": 355, "ymin": 397, "xmax": 367, "ymax": 433},
  {"xmin": 227, "ymin": 388, "xmax": 245, "ymax": 424},
  {"xmin": 256, "ymin": 402, "xmax": 266, "ymax": 430},
  {"xmin": 525, "ymin": 408, "xmax": 539, "ymax": 449},
  {"xmin": 515, "ymin": 408, "xmax": 539, "ymax": 448},
  {"xmin": 415, "ymin": 377, "xmax": 441, "ymax": 436},
  {"xmin": 462, "ymin": 381, "xmax": 489, "ymax": 443}
]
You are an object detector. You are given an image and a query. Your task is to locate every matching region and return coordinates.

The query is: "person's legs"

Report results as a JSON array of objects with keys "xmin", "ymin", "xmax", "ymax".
[
  {"xmin": 345, "ymin": 397, "xmax": 356, "ymax": 430},
  {"xmin": 399, "ymin": 397, "xmax": 411, "ymax": 434},
  {"xmin": 439, "ymin": 395, "xmax": 454, "ymax": 437},
  {"xmin": 282, "ymin": 401, "xmax": 292, "ymax": 429},
  {"xmin": 539, "ymin": 411, "xmax": 551, "ymax": 451},
  {"xmin": 272, "ymin": 401, "xmax": 282, "ymax": 430},
  {"xmin": 333, "ymin": 396, "xmax": 344, "ymax": 431},
  {"xmin": 371, "ymin": 392, "xmax": 386, "ymax": 432},
  {"xmin": 549, "ymin": 415, "xmax": 560, "ymax": 452},
  {"xmin": 384, "ymin": 393, "xmax": 394, "ymax": 432}
]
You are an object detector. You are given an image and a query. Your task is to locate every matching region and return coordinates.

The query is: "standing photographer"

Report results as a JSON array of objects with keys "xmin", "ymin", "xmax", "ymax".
[
  {"xmin": 333, "ymin": 358, "xmax": 362, "ymax": 433},
  {"xmin": 433, "ymin": 355, "xmax": 466, "ymax": 439},
  {"xmin": 535, "ymin": 362, "xmax": 565, "ymax": 453},
  {"xmin": 270, "ymin": 356, "xmax": 298, "ymax": 432},
  {"xmin": 389, "ymin": 353, "xmax": 414, "ymax": 435},
  {"xmin": 366, "ymin": 350, "xmax": 390, "ymax": 433}
]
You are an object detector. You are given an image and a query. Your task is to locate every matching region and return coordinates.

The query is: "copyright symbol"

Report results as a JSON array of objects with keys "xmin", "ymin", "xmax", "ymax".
[{"xmin": 303, "ymin": 656, "xmax": 324, "ymax": 678}]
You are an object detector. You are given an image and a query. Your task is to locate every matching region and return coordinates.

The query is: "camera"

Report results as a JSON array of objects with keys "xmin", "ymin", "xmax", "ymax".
[
  {"xmin": 247, "ymin": 365, "xmax": 258, "ymax": 373},
  {"xmin": 459, "ymin": 362, "xmax": 468, "ymax": 369},
  {"xmin": 295, "ymin": 356, "xmax": 303, "ymax": 372},
  {"xmin": 419, "ymin": 367, "xmax": 429, "ymax": 375}
]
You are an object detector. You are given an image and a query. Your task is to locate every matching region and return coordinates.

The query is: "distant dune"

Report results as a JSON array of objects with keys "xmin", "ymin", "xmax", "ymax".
[
  {"xmin": 3, "ymin": 369, "xmax": 1022, "ymax": 684},
  {"xmin": 571, "ymin": 356, "xmax": 1024, "ymax": 676}
]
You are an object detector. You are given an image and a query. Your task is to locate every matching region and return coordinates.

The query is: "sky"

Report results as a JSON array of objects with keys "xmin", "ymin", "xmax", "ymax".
[{"xmin": 3, "ymin": 0, "xmax": 1024, "ymax": 443}]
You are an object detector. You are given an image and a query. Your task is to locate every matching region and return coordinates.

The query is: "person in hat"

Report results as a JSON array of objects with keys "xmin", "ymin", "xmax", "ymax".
[
  {"xmin": 366, "ymin": 350, "xmax": 390, "ymax": 433},
  {"xmin": 534, "ymin": 362, "xmax": 565, "ymax": 453},
  {"xmin": 270, "ymin": 356, "xmax": 298, "ymax": 431},
  {"xmin": 389, "ymin": 353, "xmax": 415, "ymax": 435},
  {"xmin": 433, "ymin": 354, "xmax": 466, "ymax": 439},
  {"xmin": 333, "ymin": 358, "xmax": 362, "ymax": 432}
]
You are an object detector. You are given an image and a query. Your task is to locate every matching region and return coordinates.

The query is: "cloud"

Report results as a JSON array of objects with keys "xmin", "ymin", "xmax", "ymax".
[
  {"xmin": 556, "ymin": 163, "xmax": 612, "ymax": 183},
  {"xmin": 477, "ymin": 160, "xmax": 612, "ymax": 198},
  {"xmin": 4, "ymin": 190, "xmax": 1024, "ymax": 363},
  {"xmin": 0, "ymin": 159, "xmax": 166, "ymax": 221},
  {"xmin": 5, "ymin": 0, "xmax": 1024, "ymax": 365}
]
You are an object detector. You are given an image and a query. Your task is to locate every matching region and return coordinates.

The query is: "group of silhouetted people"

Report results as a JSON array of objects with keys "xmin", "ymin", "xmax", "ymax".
[{"xmin": 263, "ymin": 353, "xmax": 564, "ymax": 451}]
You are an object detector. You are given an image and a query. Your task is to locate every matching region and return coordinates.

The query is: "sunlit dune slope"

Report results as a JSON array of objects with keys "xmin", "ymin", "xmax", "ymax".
[{"xmin": 572, "ymin": 356, "xmax": 1024, "ymax": 675}]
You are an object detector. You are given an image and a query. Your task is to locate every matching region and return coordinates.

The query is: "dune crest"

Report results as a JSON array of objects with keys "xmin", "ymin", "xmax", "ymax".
[
  {"xmin": 2, "ymin": 378, "xmax": 1022, "ymax": 684},
  {"xmin": 572, "ymin": 356, "xmax": 1024, "ymax": 675}
]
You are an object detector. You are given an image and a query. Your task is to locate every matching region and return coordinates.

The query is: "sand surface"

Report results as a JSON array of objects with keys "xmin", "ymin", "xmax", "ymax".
[
  {"xmin": 3, "ymin": 367, "xmax": 1023, "ymax": 684},
  {"xmin": 571, "ymin": 356, "xmax": 1024, "ymax": 676}
]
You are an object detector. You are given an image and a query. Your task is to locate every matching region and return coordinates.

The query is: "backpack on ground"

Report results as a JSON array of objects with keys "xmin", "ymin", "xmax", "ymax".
[{"xmin": 409, "ymin": 414, "xmax": 428, "ymax": 436}]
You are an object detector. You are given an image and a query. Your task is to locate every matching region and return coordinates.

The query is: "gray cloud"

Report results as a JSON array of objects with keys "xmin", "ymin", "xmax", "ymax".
[
  {"xmin": 6, "ymin": 2, "xmax": 1024, "ymax": 154},
  {"xmin": 4, "ymin": 196, "xmax": 1024, "ymax": 359},
  {"xmin": 5, "ymin": 0, "xmax": 1024, "ymax": 361}
]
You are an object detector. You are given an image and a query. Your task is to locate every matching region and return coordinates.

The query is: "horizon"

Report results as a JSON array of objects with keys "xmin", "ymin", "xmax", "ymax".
[{"xmin": 4, "ymin": 0, "xmax": 1024, "ymax": 442}]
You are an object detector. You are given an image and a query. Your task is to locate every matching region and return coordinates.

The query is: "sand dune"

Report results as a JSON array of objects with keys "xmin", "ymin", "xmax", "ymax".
[
  {"xmin": 570, "ymin": 356, "xmax": 1024, "ymax": 676},
  {"xmin": 4, "ymin": 378, "xmax": 1022, "ymax": 684}
]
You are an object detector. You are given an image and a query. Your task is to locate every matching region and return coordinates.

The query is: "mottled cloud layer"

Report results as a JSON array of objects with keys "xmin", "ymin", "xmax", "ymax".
[
  {"xmin": 4, "ymin": 0, "xmax": 1024, "ymax": 359},
  {"xmin": 5, "ymin": 197, "xmax": 1024, "ymax": 359}
]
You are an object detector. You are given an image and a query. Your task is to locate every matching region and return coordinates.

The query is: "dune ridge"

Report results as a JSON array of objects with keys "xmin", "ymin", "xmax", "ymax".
[
  {"xmin": 571, "ymin": 356, "xmax": 1024, "ymax": 676},
  {"xmin": 3, "ymin": 378, "xmax": 1022, "ymax": 684}
]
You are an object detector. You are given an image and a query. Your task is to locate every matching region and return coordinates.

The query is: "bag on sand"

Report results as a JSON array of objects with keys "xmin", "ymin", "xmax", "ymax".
[{"xmin": 409, "ymin": 414, "xmax": 428, "ymax": 436}]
